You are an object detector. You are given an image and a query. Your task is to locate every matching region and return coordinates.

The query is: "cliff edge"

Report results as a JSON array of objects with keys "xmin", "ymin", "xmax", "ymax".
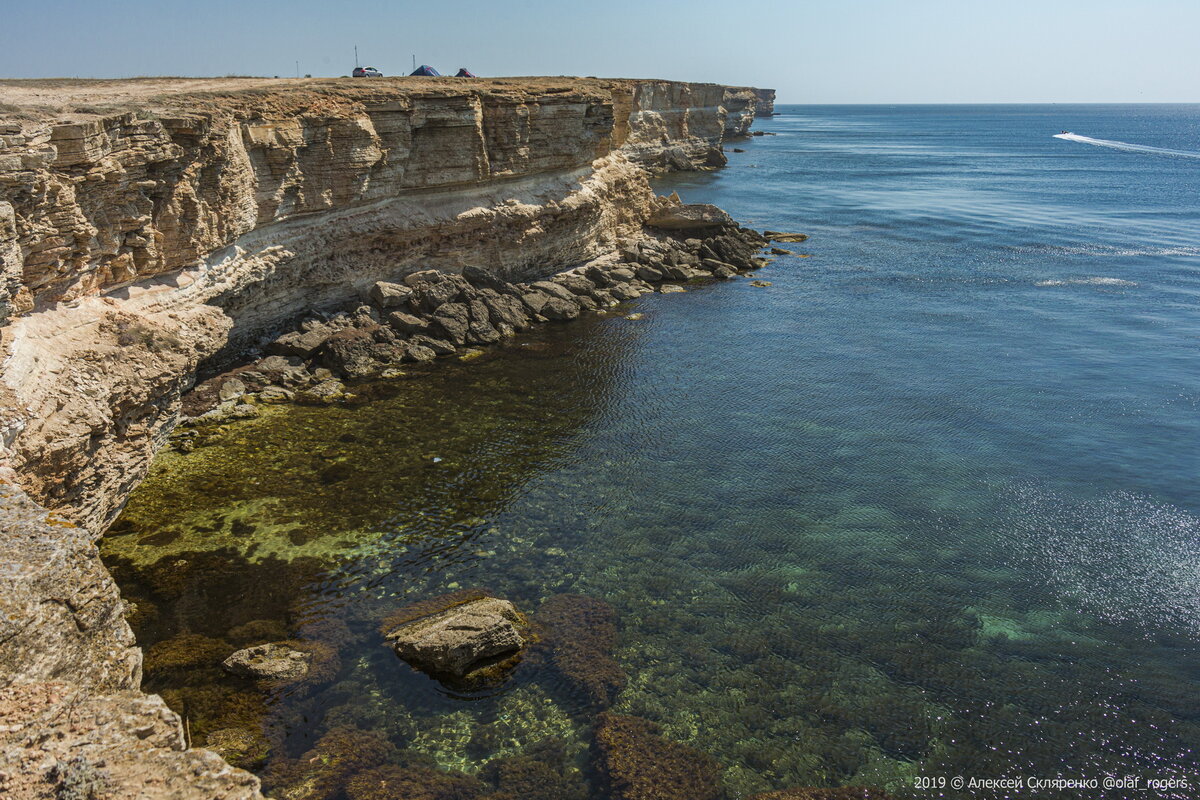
[{"xmin": 0, "ymin": 76, "xmax": 774, "ymax": 798}]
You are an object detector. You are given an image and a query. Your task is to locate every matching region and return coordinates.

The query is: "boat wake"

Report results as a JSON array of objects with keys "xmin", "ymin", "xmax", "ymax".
[
  {"xmin": 1053, "ymin": 132, "xmax": 1200, "ymax": 159},
  {"xmin": 1035, "ymin": 276, "xmax": 1137, "ymax": 287}
]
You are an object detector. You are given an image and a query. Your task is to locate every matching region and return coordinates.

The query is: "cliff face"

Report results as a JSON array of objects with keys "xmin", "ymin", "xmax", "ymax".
[
  {"xmin": 0, "ymin": 77, "xmax": 772, "ymax": 797},
  {"xmin": 0, "ymin": 78, "xmax": 773, "ymax": 531}
]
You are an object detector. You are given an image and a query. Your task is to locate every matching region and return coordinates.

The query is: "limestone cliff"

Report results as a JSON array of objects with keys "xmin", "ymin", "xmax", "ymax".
[
  {"xmin": 0, "ymin": 78, "xmax": 773, "ymax": 531},
  {"xmin": 0, "ymin": 76, "xmax": 773, "ymax": 798}
]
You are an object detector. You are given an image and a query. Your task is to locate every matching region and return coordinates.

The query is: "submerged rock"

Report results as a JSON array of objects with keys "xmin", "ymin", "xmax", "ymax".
[
  {"xmin": 594, "ymin": 712, "xmax": 723, "ymax": 800},
  {"xmin": 747, "ymin": 791, "xmax": 893, "ymax": 800},
  {"xmin": 263, "ymin": 726, "xmax": 396, "ymax": 800},
  {"xmin": 763, "ymin": 230, "xmax": 809, "ymax": 243},
  {"xmin": 222, "ymin": 642, "xmax": 311, "ymax": 681},
  {"xmin": 537, "ymin": 594, "xmax": 625, "ymax": 708},
  {"xmin": 346, "ymin": 764, "xmax": 488, "ymax": 800},
  {"xmin": 382, "ymin": 593, "xmax": 529, "ymax": 683},
  {"xmin": 204, "ymin": 727, "xmax": 271, "ymax": 770}
]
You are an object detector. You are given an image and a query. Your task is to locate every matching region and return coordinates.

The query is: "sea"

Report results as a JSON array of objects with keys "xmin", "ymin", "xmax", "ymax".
[{"xmin": 103, "ymin": 104, "xmax": 1200, "ymax": 799}]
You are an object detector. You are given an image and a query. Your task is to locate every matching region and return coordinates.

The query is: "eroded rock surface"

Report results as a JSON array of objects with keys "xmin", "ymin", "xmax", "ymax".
[
  {"xmin": 384, "ymin": 596, "xmax": 528, "ymax": 679},
  {"xmin": 222, "ymin": 642, "xmax": 311, "ymax": 682},
  {"xmin": 0, "ymin": 681, "xmax": 264, "ymax": 799}
]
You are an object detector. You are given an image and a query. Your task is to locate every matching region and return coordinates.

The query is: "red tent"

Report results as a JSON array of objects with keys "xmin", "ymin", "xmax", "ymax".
[{"xmin": 454, "ymin": 68, "xmax": 476, "ymax": 77}]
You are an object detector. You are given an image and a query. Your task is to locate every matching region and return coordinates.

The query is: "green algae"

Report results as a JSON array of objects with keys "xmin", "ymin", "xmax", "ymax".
[{"xmin": 101, "ymin": 304, "xmax": 1200, "ymax": 799}]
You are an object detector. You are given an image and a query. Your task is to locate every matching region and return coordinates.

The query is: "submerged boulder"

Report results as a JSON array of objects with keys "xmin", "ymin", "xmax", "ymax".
[
  {"xmin": 382, "ymin": 593, "xmax": 529, "ymax": 683},
  {"xmin": 747, "ymin": 790, "xmax": 893, "ymax": 800},
  {"xmin": 222, "ymin": 642, "xmax": 311, "ymax": 682},
  {"xmin": 594, "ymin": 712, "xmax": 723, "ymax": 800},
  {"xmin": 537, "ymin": 594, "xmax": 625, "ymax": 708}
]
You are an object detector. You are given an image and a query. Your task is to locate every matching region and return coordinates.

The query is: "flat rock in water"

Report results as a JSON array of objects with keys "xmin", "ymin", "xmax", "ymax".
[
  {"xmin": 222, "ymin": 643, "xmax": 311, "ymax": 681},
  {"xmin": 384, "ymin": 597, "xmax": 527, "ymax": 678},
  {"xmin": 647, "ymin": 203, "xmax": 735, "ymax": 232},
  {"xmin": 763, "ymin": 231, "xmax": 809, "ymax": 243}
]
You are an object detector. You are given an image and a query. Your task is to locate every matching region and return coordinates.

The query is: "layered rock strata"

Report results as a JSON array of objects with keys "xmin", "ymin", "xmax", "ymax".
[{"xmin": 0, "ymin": 77, "xmax": 774, "ymax": 797}]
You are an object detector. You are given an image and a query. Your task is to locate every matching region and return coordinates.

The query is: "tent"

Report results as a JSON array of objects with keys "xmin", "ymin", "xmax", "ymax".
[
  {"xmin": 454, "ymin": 68, "xmax": 476, "ymax": 77},
  {"xmin": 410, "ymin": 65, "xmax": 441, "ymax": 76}
]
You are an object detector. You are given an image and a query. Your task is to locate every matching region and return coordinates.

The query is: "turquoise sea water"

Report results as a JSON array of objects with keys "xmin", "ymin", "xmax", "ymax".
[{"xmin": 104, "ymin": 105, "xmax": 1200, "ymax": 798}]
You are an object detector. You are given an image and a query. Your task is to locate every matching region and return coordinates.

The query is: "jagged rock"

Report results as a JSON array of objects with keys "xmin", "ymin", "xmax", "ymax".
[
  {"xmin": 607, "ymin": 266, "xmax": 637, "ymax": 282},
  {"xmin": 268, "ymin": 327, "xmax": 331, "ymax": 359},
  {"xmin": 479, "ymin": 289, "xmax": 531, "ymax": 333},
  {"xmin": 462, "ymin": 264, "xmax": 521, "ymax": 295},
  {"xmin": 431, "ymin": 302, "xmax": 471, "ymax": 345},
  {"xmin": 770, "ymin": 247, "xmax": 792, "ymax": 255},
  {"xmin": 295, "ymin": 379, "xmax": 346, "ymax": 405},
  {"xmin": 409, "ymin": 334, "xmax": 456, "ymax": 356},
  {"xmin": 383, "ymin": 596, "xmax": 528, "ymax": 679},
  {"xmin": 320, "ymin": 327, "xmax": 381, "ymax": 379},
  {"xmin": 403, "ymin": 269, "xmax": 443, "ymax": 286},
  {"xmin": 218, "ymin": 377, "xmax": 247, "ymax": 403},
  {"xmin": 540, "ymin": 295, "xmax": 581, "ymax": 320},
  {"xmin": 648, "ymin": 203, "xmax": 735, "ymax": 232},
  {"xmin": 0, "ymin": 682, "xmax": 265, "ymax": 799},
  {"xmin": 0, "ymin": 484, "xmax": 140, "ymax": 690},
  {"xmin": 403, "ymin": 342, "xmax": 438, "ymax": 362},
  {"xmin": 467, "ymin": 299, "xmax": 502, "ymax": 343},
  {"xmin": 530, "ymin": 280, "xmax": 579, "ymax": 303},
  {"xmin": 386, "ymin": 310, "xmax": 429, "ymax": 334},
  {"xmin": 608, "ymin": 283, "xmax": 640, "ymax": 301},
  {"xmin": 584, "ymin": 264, "xmax": 615, "ymax": 286},
  {"xmin": 409, "ymin": 274, "xmax": 462, "ymax": 313},
  {"xmin": 369, "ymin": 281, "xmax": 413, "ymax": 309},
  {"xmin": 660, "ymin": 264, "xmax": 691, "ymax": 281},
  {"xmin": 520, "ymin": 290, "xmax": 553, "ymax": 315},
  {"xmin": 636, "ymin": 265, "xmax": 663, "ymax": 281},
  {"xmin": 222, "ymin": 642, "xmax": 312, "ymax": 681},
  {"xmin": 553, "ymin": 272, "xmax": 597, "ymax": 295},
  {"xmin": 257, "ymin": 386, "xmax": 294, "ymax": 403}
]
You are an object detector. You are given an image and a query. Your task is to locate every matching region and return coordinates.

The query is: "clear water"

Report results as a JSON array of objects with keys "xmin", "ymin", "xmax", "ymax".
[{"xmin": 103, "ymin": 104, "xmax": 1200, "ymax": 798}]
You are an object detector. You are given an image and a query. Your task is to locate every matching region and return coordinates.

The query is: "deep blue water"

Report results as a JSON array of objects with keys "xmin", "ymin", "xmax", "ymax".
[{"xmin": 107, "ymin": 105, "xmax": 1200, "ymax": 798}]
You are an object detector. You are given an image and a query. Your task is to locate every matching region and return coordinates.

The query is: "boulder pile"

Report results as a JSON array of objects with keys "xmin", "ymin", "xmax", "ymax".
[{"xmin": 183, "ymin": 213, "xmax": 771, "ymax": 419}]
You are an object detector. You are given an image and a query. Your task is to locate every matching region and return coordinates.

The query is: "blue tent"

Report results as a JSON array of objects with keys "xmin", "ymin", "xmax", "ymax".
[{"xmin": 410, "ymin": 65, "xmax": 440, "ymax": 76}]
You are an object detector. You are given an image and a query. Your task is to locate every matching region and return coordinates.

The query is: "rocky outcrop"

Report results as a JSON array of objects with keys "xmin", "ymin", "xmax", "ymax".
[
  {"xmin": 384, "ymin": 595, "xmax": 529, "ymax": 684},
  {"xmin": 753, "ymin": 88, "xmax": 777, "ymax": 117},
  {"xmin": 0, "ymin": 481, "xmax": 139, "ymax": 691},
  {"xmin": 0, "ymin": 78, "xmax": 770, "ymax": 533},
  {"xmin": 0, "ymin": 76, "xmax": 772, "ymax": 797},
  {"xmin": 0, "ymin": 681, "xmax": 264, "ymax": 799}
]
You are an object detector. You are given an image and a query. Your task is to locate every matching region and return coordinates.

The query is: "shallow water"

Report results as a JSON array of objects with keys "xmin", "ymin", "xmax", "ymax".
[{"xmin": 104, "ymin": 105, "xmax": 1200, "ymax": 798}]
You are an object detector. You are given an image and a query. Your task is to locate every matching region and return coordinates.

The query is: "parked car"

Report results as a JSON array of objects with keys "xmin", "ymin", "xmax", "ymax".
[{"xmin": 353, "ymin": 66, "xmax": 383, "ymax": 77}]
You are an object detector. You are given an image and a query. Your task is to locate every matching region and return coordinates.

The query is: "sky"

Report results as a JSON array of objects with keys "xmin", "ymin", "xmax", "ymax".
[{"xmin": 2, "ymin": 0, "xmax": 1199, "ymax": 103}]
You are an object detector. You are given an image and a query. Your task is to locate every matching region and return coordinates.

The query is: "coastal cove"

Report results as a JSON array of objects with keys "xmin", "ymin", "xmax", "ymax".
[
  {"xmin": 0, "ymin": 77, "xmax": 787, "ymax": 799},
  {"xmin": 99, "ymin": 104, "xmax": 1200, "ymax": 799}
]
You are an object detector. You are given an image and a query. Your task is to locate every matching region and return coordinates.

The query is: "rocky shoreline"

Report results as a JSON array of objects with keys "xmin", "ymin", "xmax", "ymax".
[
  {"xmin": 181, "ymin": 204, "xmax": 774, "ymax": 431},
  {"xmin": 0, "ymin": 77, "xmax": 893, "ymax": 799}
]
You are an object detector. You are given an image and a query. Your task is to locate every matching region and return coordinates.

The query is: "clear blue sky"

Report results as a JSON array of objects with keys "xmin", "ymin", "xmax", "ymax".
[{"xmin": 3, "ymin": 0, "xmax": 1198, "ymax": 103}]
